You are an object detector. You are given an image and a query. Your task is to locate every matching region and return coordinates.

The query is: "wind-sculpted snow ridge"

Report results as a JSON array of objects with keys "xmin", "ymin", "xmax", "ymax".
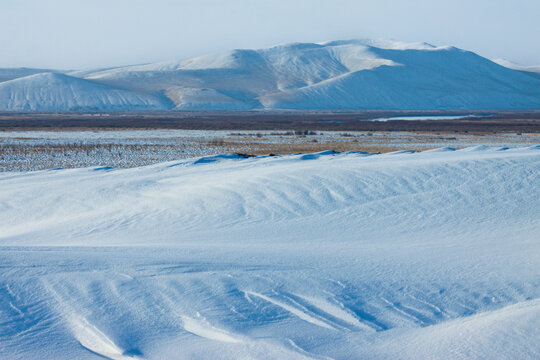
[
  {"xmin": 0, "ymin": 147, "xmax": 539, "ymax": 359},
  {"xmin": 0, "ymin": 72, "xmax": 170, "ymax": 111}
]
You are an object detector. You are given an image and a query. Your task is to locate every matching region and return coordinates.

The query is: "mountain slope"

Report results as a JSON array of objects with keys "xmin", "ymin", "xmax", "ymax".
[
  {"xmin": 0, "ymin": 72, "xmax": 169, "ymax": 110},
  {"xmin": 82, "ymin": 40, "xmax": 540, "ymax": 110},
  {"xmin": 82, "ymin": 40, "xmax": 419, "ymax": 109},
  {"xmin": 261, "ymin": 47, "xmax": 540, "ymax": 109}
]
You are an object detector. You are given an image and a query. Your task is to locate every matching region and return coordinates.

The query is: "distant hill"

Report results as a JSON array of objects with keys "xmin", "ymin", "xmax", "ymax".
[
  {"xmin": 1, "ymin": 40, "xmax": 540, "ymax": 110},
  {"xmin": 0, "ymin": 72, "xmax": 169, "ymax": 111}
]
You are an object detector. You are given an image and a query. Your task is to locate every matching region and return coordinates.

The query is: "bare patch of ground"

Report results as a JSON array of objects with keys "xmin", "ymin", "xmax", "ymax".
[{"xmin": 1, "ymin": 129, "xmax": 537, "ymax": 171}]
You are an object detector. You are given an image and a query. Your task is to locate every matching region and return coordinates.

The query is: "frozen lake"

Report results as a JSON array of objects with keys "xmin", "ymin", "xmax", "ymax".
[{"xmin": 371, "ymin": 115, "xmax": 484, "ymax": 121}]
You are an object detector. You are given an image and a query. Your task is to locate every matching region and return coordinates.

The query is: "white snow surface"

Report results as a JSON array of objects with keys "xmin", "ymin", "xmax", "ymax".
[
  {"xmin": 493, "ymin": 59, "xmax": 540, "ymax": 74},
  {"xmin": 1, "ymin": 147, "xmax": 539, "ymax": 359},
  {"xmin": 0, "ymin": 72, "xmax": 169, "ymax": 111},
  {"xmin": 2, "ymin": 39, "xmax": 539, "ymax": 110}
]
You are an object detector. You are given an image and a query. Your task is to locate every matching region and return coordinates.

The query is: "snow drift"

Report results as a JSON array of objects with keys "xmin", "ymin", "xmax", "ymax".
[{"xmin": 1, "ymin": 147, "xmax": 539, "ymax": 359}]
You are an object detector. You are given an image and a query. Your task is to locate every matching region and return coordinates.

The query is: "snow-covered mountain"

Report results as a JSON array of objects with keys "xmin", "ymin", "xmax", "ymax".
[
  {"xmin": 2, "ymin": 39, "xmax": 540, "ymax": 110},
  {"xmin": 0, "ymin": 72, "xmax": 169, "ymax": 110}
]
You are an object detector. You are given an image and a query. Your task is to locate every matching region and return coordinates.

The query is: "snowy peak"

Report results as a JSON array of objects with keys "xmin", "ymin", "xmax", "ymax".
[
  {"xmin": 319, "ymin": 38, "xmax": 440, "ymax": 50},
  {"xmin": 183, "ymin": 49, "xmax": 268, "ymax": 71}
]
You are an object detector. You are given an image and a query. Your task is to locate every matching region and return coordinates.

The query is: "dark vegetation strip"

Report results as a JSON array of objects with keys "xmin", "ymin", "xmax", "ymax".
[{"xmin": 0, "ymin": 111, "xmax": 539, "ymax": 133}]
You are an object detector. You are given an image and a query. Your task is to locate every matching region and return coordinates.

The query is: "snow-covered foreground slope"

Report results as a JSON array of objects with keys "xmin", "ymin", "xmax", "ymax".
[
  {"xmin": 0, "ymin": 73, "xmax": 169, "ymax": 111},
  {"xmin": 1, "ymin": 147, "xmax": 539, "ymax": 359}
]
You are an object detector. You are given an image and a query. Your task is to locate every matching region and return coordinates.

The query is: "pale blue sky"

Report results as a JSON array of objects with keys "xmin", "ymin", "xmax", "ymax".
[{"xmin": 1, "ymin": 0, "xmax": 539, "ymax": 69}]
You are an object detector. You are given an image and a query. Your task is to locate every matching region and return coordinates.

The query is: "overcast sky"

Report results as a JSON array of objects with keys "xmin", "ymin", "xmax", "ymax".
[{"xmin": 1, "ymin": 0, "xmax": 539, "ymax": 69}]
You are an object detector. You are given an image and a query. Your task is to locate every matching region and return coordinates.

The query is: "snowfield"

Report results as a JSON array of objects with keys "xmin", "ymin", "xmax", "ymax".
[{"xmin": 1, "ymin": 147, "xmax": 539, "ymax": 359}]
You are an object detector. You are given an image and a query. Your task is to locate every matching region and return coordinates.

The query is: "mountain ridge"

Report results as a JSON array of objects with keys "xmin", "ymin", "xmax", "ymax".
[{"xmin": 1, "ymin": 39, "xmax": 540, "ymax": 111}]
